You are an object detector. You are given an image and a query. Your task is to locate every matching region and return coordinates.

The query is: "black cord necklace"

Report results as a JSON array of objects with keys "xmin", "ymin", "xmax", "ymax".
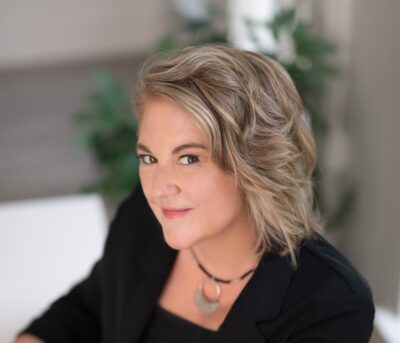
[{"xmin": 189, "ymin": 247, "xmax": 258, "ymax": 315}]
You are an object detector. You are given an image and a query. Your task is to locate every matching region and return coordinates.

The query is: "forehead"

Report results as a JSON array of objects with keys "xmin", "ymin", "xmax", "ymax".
[{"xmin": 138, "ymin": 98, "xmax": 208, "ymax": 144}]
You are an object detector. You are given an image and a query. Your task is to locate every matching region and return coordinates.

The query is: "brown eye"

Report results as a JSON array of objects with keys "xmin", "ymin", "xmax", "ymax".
[
  {"xmin": 179, "ymin": 155, "xmax": 199, "ymax": 165},
  {"xmin": 137, "ymin": 154, "xmax": 156, "ymax": 164}
]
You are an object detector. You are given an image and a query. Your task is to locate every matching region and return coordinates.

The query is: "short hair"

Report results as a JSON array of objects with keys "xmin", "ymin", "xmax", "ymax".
[{"xmin": 132, "ymin": 43, "xmax": 325, "ymax": 270}]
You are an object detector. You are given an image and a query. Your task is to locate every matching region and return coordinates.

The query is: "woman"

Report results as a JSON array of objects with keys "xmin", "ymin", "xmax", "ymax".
[{"xmin": 15, "ymin": 44, "xmax": 375, "ymax": 342}]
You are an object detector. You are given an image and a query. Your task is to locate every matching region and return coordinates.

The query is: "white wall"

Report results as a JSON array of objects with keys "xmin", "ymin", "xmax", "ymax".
[
  {"xmin": 0, "ymin": 0, "xmax": 170, "ymax": 70},
  {"xmin": 345, "ymin": 0, "xmax": 400, "ymax": 313},
  {"xmin": 0, "ymin": 194, "xmax": 107, "ymax": 342},
  {"xmin": 318, "ymin": 0, "xmax": 400, "ymax": 326}
]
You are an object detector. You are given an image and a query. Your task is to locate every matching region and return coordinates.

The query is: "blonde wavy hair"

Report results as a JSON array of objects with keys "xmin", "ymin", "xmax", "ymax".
[{"xmin": 132, "ymin": 44, "xmax": 325, "ymax": 270}]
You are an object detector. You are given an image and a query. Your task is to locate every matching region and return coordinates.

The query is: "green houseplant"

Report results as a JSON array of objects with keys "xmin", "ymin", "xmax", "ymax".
[{"xmin": 74, "ymin": 71, "xmax": 139, "ymax": 204}]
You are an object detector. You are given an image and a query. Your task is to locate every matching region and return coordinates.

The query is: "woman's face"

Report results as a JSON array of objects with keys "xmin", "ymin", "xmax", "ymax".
[{"xmin": 136, "ymin": 97, "xmax": 250, "ymax": 251}]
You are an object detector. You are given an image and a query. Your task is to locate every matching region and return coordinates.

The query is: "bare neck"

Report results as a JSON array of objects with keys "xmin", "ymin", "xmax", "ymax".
[{"xmin": 184, "ymin": 215, "xmax": 261, "ymax": 280}]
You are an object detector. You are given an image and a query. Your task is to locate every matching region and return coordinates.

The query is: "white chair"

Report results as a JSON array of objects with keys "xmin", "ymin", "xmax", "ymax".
[
  {"xmin": 0, "ymin": 194, "xmax": 108, "ymax": 343},
  {"xmin": 374, "ymin": 306, "xmax": 400, "ymax": 343}
]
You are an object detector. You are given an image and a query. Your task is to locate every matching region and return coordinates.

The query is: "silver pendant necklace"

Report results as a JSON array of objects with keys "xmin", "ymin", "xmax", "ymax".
[{"xmin": 189, "ymin": 248, "xmax": 257, "ymax": 315}]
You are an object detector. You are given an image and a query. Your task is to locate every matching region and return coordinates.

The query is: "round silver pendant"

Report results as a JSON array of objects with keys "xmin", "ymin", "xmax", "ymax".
[{"xmin": 194, "ymin": 277, "xmax": 221, "ymax": 315}]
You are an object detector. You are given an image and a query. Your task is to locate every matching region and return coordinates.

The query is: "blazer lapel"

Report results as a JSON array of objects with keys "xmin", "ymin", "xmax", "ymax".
[
  {"xmin": 116, "ymin": 225, "xmax": 294, "ymax": 343},
  {"xmin": 117, "ymin": 228, "xmax": 178, "ymax": 343},
  {"xmin": 215, "ymin": 251, "xmax": 295, "ymax": 342}
]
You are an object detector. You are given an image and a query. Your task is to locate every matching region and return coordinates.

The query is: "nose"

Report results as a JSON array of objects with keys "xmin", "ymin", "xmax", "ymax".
[{"xmin": 151, "ymin": 165, "xmax": 180, "ymax": 199}]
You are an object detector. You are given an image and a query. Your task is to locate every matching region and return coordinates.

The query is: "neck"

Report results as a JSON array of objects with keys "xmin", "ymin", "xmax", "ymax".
[{"xmin": 185, "ymin": 214, "xmax": 261, "ymax": 280}]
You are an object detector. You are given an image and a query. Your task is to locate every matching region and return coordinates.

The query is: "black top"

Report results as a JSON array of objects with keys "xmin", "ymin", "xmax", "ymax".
[
  {"xmin": 18, "ymin": 185, "xmax": 375, "ymax": 343},
  {"xmin": 140, "ymin": 304, "xmax": 218, "ymax": 342}
]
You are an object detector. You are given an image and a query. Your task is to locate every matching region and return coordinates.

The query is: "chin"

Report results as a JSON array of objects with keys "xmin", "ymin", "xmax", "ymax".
[{"xmin": 160, "ymin": 225, "xmax": 198, "ymax": 250}]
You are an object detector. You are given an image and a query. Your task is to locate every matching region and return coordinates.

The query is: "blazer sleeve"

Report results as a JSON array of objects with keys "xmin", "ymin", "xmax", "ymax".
[
  {"xmin": 286, "ymin": 293, "xmax": 375, "ymax": 343},
  {"xmin": 16, "ymin": 260, "xmax": 103, "ymax": 343},
  {"xmin": 15, "ymin": 191, "xmax": 136, "ymax": 343}
]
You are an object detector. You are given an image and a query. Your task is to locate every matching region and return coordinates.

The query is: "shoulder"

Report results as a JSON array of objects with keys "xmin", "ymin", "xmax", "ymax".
[
  {"xmin": 275, "ymin": 232, "xmax": 376, "ymax": 332},
  {"xmin": 262, "ymin": 234, "xmax": 376, "ymax": 341},
  {"xmin": 294, "ymin": 233, "xmax": 374, "ymax": 303}
]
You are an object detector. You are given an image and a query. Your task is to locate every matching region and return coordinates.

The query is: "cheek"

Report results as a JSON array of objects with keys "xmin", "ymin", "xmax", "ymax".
[
  {"xmin": 138, "ymin": 167, "xmax": 149, "ymax": 190},
  {"xmin": 138, "ymin": 168, "xmax": 158, "ymax": 211},
  {"xmin": 139, "ymin": 165, "xmax": 243, "ymax": 223},
  {"xmin": 190, "ymin": 171, "xmax": 244, "ymax": 224},
  {"xmin": 138, "ymin": 168, "xmax": 148, "ymax": 196}
]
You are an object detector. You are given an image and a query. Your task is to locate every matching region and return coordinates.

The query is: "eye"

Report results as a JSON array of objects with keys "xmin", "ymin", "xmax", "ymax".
[
  {"xmin": 179, "ymin": 155, "xmax": 199, "ymax": 165},
  {"xmin": 137, "ymin": 154, "xmax": 156, "ymax": 164},
  {"xmin": 136, "ymin": 154, "xmax": 199, "ymax": 165}
]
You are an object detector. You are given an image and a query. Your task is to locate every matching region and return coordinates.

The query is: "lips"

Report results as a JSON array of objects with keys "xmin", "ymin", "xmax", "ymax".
[{"xmin": 162, "ymin": 208, "xmax": 191, "ymax": 219}]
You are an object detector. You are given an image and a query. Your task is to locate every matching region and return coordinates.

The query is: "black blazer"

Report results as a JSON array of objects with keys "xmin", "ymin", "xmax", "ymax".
[{"xmin": 19, "ymin": 185, "xmax": 375, "ymax": 343}]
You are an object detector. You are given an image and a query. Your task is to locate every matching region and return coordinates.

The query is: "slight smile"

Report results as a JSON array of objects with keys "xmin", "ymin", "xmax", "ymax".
[{"xmin": 162, "ymin": 208, "xmax": 192, "ymax": 219}]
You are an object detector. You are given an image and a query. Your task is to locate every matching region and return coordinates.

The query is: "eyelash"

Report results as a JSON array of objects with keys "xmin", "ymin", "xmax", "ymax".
[{"xmin": 136, "ymin": 154, "xmax": 200, "ymax": 165}]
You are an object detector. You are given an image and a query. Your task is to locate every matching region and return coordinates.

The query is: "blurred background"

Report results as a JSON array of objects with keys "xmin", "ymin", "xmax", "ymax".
[{"xmin": 0, "ymin": 0, "xmax": 399, "ymax": 342}]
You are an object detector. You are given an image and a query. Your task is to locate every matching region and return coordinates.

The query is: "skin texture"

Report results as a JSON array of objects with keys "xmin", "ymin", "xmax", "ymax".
[{"xmin": 136, "ymin": 97, "xmax": 260, "ymax": 279}]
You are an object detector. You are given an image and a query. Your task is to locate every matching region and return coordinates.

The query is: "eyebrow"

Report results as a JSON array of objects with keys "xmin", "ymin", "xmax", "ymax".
[{"xmin": 135, "ymin": 142, "xmax": 207, "ymax": 155}]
